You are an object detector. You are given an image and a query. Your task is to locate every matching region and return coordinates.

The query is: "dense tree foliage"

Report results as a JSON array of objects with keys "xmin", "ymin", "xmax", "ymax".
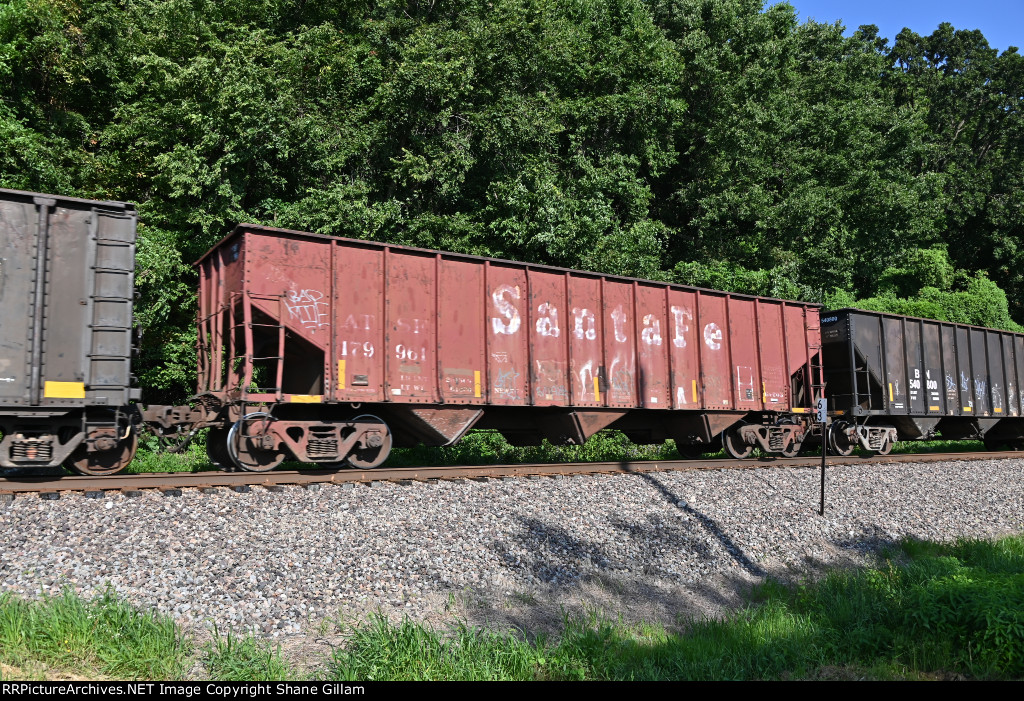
[{"xmin": 1, "ymin": 0, "xmax": 1021, "ymax": 400}]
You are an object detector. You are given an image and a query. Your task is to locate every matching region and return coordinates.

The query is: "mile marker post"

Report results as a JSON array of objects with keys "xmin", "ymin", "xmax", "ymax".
[{"xmin": 817, "ymin": 396, "xmax": 827, "ymax": 515}]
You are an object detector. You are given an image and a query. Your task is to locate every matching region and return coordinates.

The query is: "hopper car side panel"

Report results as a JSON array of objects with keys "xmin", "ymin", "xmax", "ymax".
[
  {"xmin": 635, "ymin": 283, "xmax": 669, "ymax": 409},
  {"xmin": 696, "ymin": 293, "xmax": 730, "ymax": 409},
  {"xmin": 528, "ymin": 269, "xmax": 570, "ymax": 407},
  {"xmin": 783, "ymin": 304, "xmax": 812, "ymax": 406},
  {"xmin": 668, "ymin": 289, "xmax": 700, "ymax": 409},
  {"xmin": 438, "ymin": 257, "xmax": 486, "ymax": 404},
  {"xmin": 728, "ymin": 297, "xmax": 761, "ymax": 412},
  {"xmin": 200, "ymin": 227, "xmax": 822, "ymax": 416},
  {"xmin": 601, "ymin": 279, "xmax": 637, "ymax": 408},
  {"xmin": 568, "ymin": 275, "xmax": 605, "ymax": 408},
  {"xmin": 822, "ymin": 308, "xmax": 1024, "ymax": 450},
  {"xmin": 758, "ymin": 301, "xmax": 788, "ymax": 408},
  {"xmin": 192, "ymin": 225, "xmax": 822, "ymax": 466}
]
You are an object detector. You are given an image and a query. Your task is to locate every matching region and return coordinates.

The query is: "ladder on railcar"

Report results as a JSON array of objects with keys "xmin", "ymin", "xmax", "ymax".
[
  {"xmin": 806, "ymin": 312, "xmax": 825, "ymax": 405},
  {"xmin": 227, "ymin": 291, "xmax": 286, "ymax": 399}
]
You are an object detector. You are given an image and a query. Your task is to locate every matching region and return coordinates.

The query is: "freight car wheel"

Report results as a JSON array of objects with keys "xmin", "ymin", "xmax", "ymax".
[
  {"xmin": 227, "ymin": 413, "xmax": 286, "ymax": 472},
  {"xmin": 344, "ymin": 414, "xmax": 392, "ymax": 469},
  {"xmin": 827, "ymin": 425, "xmax": 856, "ymax": 457},
  {"xmin": 65, "ymin": 429, "xmax": 138, "ymax": 476},
  {"xmin": 722, "ymin": 424, "xmax": 753, "ymax": 459}
]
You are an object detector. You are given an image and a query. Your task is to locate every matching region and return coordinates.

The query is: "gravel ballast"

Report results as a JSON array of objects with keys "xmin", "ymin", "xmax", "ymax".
[{"xmin": 2, "ymin": 457, "xmax": 1023, "ymax": 640}]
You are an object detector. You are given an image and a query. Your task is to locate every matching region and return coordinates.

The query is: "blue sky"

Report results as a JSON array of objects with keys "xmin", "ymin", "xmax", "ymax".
[{"xmin": 782, "ymin": 1, "xmax": 1022, "ymax": 53}]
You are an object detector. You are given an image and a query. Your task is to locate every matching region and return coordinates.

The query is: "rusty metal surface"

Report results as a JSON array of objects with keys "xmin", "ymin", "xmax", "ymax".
[
  {"xmin": 0, "ymin": 451, "xmax": 1015, "ymax": 495},
  {"xmin": 198, "ymin": 226, "xmax": 822, "ymax": 421}
]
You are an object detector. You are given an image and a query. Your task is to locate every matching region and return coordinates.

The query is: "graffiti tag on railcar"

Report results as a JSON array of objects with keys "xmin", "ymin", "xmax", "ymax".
[
  {"xmin": 494, "ymin": 368, "xmax": 521, "ymax": 398},
  {"xmin": 610, "ymin": 366, "xmax": 633, "ymax": 395},
  {"xmin": 534, "ymin": 360, "xmax": 568, "ymax": 401},
  {"xmin": 285, "ymin": 288, "xmax": 329, "ymax": 330}
]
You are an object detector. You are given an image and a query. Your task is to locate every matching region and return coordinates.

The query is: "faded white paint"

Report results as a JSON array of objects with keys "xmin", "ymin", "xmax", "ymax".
[
  {"xmin": 610, "ymin": 306, "xmax": 627, "ymax": 343},
  {"xmin": 704, "ymin": 322, "xmax": 722, "ymax": 350},
  {"xmin": 572, "ymin": 308, "xmax": 597, "ymax": 341},
  {"xmin": 536, "ymin": 302, "xmax": 560, "ymax": 337},
  {"xmin": 670, "ymin": 306, "xmax": 692, "ymax": 348},
  {"xmin": 491, "ymin": 285, "xmax": 522, "ymax": 335},
  {"xmin": 641, "ymin": 314, "xmax": 662, "ymax": 346},
  {"xmin": 676, "ymin": 386, "xmax": 688, "ymax": 405}
]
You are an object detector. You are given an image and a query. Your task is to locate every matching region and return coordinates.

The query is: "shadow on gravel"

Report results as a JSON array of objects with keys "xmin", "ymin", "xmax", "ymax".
[
  {"xmin": 626, "ymin": 465, "xmax": 766, "ymax": 577},
  {"xmin": 493, "ymin": 517, "xmax": 612, "ymax": 585},
  {"xmin": 470, "ymin": 465, "xmax": 777, "ymax": 637},
  {"xmin": 455, "ymin": 564, "xmax": 769, "ymax": 640}
]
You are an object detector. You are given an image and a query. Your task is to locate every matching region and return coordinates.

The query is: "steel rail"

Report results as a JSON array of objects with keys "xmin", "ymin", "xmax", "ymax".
[{"xmin": 0, "ymin": 450, "xmax": 1018, "ymax": 497}]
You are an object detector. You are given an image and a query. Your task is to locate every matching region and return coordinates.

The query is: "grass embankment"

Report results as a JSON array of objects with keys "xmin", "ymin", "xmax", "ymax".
[{"xmin": 2, "ymin": 535, "xmax": 1022, "ymax": 680}]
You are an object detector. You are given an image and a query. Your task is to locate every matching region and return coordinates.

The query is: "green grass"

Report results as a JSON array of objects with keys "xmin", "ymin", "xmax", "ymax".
[
  {"xmin": 126, "ymin": 432, "xmax": 218, "ymax": 474},
  {"xmin": 890, "ymin": 438, "xmax": 985, "ymax": 454},
  {"xmin": 202, "ymin": 629, "xmax": 299, "ymax": 681},
  {"xmin": 0, "ymin": 588, "xmax": 189, "ymax": 680},
  {"xmin": 386, "ymin": 430, "xmax": 679, "ymax": 468},
  {"xmin": 2, "ymin": 535, "xmax": 1023, "ymax": 680},
  {"xmin": 320, "ymin": 534, "xmax": 1024, "ymax": 681}
]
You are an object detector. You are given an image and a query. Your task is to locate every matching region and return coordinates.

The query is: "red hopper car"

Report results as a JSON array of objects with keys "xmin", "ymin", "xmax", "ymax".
[{"xmin": 192, "ymin": 225, "xmax": 824, "ymax": 470}]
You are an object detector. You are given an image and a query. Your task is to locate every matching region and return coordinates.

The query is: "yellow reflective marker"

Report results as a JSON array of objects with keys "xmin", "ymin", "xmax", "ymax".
[
  {"xmin": 290, "ymin": 394, "xmax": 322, "ymax": 403},
  {"xmin": 995, "ymin": 407, "xmax": 1003, "ymax": 413},
  {"xmin": 44, "ymin": 381, "xmax": 85, "ymax": 399},
  {"xmin": 963, "ymin": 406, "xmax": 973, "ymax": 412},
  {"xmin": 337, "ymin": 359, "xmax": 346, "ymax": 390},
  {"xmin": 761, "ymin": 381, "xmax": 767, "ymax": 403},
  {"xmin": 474, "ymin": 370, "xmax": 481, "ymax": 398},
  {"xmin": 888, "ymin": 383, "xmax": 894, "ymax": 402},
  {"xmin": 692, "ymin": 380, "xmax": 698, "ymax": 404},
  {"xmin": 929, "ymin": 405, "xmax": 940, "ymax": 411},
  {"xmin": 593, "ymin": 376, "xmax": 600, "ymax": 402}
]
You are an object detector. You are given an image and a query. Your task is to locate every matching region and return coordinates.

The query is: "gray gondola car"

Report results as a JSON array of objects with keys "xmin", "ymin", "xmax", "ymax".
[
  {"xmin": 821, "ymin": 308, "xmax": 1024, "ymax": 454},
  {"xmin": 0, "ymin": 188, "xmax": 140, "ymax": 473}
]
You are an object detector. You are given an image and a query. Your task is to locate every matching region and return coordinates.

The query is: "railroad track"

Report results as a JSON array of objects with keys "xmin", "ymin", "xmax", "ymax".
[{"xmin": 0, "ymin": 450, "xmax": 1018, "ymax": 499}]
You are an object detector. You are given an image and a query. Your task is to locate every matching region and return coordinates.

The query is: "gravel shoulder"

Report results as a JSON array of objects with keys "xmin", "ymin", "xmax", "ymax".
[{"xmin": 2, "ymin": 457, "xmax": 1022, "ymax": 653}]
